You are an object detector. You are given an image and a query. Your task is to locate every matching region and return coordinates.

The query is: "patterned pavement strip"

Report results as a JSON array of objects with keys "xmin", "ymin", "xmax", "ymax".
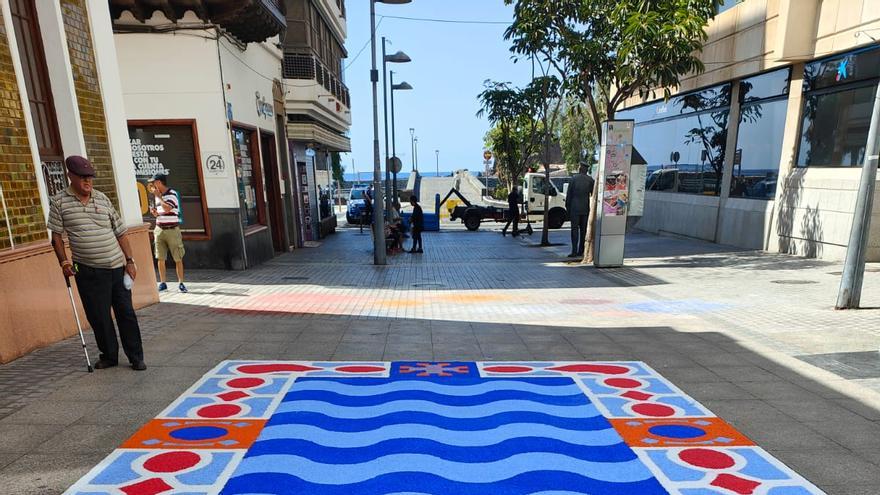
[{"xmin": 0, "ymin": 225, "xmax": 879, "ymax": 493}]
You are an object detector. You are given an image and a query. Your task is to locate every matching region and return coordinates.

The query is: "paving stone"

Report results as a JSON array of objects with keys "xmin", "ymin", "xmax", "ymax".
[
  {"xmin": 0, "ymin": 401, "xmax": 101, "ymax": 426},
  {"xmin": 776, "ymin": 449, "xmax": 880, "ymax": 486},
  {"xmin": 0, "ymin": 453, "xmax": 106, "ymax": 495},
  {"xmin": 0, "ymin": 424, "xmax": 66, "ymax": 453}
]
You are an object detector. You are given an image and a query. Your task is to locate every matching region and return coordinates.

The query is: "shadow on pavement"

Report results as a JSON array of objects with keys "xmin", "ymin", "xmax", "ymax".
[{"xmin": 2, "ymin": 305, "xmax": 880, "ymax": 493}]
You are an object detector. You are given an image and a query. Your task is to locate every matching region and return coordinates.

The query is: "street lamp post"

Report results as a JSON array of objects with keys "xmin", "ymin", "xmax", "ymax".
[
  {"xmin": 409, "ymin": 128, "xmax": 416, "ymax": 172},
  {"xmin": 370, "ymin": 0, "xmax": 411, "ymax": 265},
  {"xmin": 435, "ymin": 149, "xmax": 439, "ymax": 177},
  {"xmin": 414, "ymin": 136, "xmax": 419, "ymax": 172},
  {"xmin": 390, "ymin": 72, "xmax": 412, "ymax": 205},
  {"xmin": 382, "ymin": 39, "xmax": 411, "ymax": 216}
]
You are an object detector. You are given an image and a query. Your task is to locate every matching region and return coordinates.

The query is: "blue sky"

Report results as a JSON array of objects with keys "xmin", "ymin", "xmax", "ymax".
[{"xmin": 341, "ymin": 1, "xmax": 534, "ymax": 178}]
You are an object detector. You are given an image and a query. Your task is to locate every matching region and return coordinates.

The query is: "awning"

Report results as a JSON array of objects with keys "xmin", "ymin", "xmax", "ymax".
[{"xmin": 109, "ymin": 0, "xmax": 286, "ymax": 43}]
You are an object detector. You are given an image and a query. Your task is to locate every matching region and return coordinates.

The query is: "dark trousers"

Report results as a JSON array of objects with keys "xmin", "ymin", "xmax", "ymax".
[
  {"xmin": 410, "ymin": 228, "xmax": 423, "ymax": 252},
  {"xmin": 571, "ymin": 213, "xmax": 590, "ymax": 255},
  {"xmin": 74, "ymin": 264, "xmax": 144, "ymax": 364},
  {"xmin": 502, "ymin": 207, "xmax": 519, "ymax": 235}
]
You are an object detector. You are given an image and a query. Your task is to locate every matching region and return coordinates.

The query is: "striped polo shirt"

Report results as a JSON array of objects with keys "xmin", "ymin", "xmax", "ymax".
[
  {"xmin": 48, "ymin": 188, "xmax": 127, "ymax": 269},
  {"xmin": 155, "ymin": 188, "xmax": 180, "ymax": 228}
]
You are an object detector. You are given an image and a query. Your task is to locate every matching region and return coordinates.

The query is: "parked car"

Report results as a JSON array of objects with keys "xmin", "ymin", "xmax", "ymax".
[{"xmin": 346, "ymin": 185, "xmax": 371, "ymax": 224}]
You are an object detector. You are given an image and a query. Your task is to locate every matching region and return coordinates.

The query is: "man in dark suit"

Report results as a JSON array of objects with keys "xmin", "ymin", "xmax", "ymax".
[
  {"xmin": 565, "ymin": 164, "xmax": 595, "ymax": 257},
  {"xmin": 408, "ymin": 195, "xmax": 424, "ymax": 253},
  {"xmin": 501, "ymin": 185, "xmax": 521, "ymax": 237}
]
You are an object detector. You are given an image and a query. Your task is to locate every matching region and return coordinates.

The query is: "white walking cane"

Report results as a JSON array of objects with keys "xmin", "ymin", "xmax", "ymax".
[{"xmin": 64, "ymin": 275, "xmax": 94, "ymax": 373}]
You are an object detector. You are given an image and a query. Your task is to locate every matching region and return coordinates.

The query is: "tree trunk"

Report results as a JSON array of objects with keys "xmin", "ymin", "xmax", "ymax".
[{"xmin": 582, "ymin": 94, "xmax": 608, "ymax": 264}]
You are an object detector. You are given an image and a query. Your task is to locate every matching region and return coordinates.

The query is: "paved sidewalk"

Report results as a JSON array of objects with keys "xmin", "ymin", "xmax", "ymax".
[{"xmin": 0, "ymin": 225, "xmax": 879, "ymax": 493}]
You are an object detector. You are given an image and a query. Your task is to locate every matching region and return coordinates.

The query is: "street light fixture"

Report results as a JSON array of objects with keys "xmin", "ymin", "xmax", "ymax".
[
  {"xmin": 390, "ymin": 73, "xmax": 413, "ymax": 203},
  {"xmin": 382, "ymin": 39, "xmax": 411, "ymax": 216},
  {"xmin": 370, "ymin": 0, "xmax": 411, "ymax": 265}
]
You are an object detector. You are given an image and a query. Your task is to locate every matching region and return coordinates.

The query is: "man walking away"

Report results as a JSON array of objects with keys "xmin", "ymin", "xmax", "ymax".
[
  {"xmin": 49, "ymin": 156, "xmax": 146, "ymax": 371},
  {"xmin": 148, "ymin": 173, "xmax": 187, "ymax": 293},
  {"xmin": 501, "ymin": 185, "xmax": 521, "ymax": 237},
  {"xmin": 408, "ymin": 195, "xmax": 424, "ymax": 253},
  {"xmin": 566, "ymin": 164, "xmax": 595, "ymax": 257}
]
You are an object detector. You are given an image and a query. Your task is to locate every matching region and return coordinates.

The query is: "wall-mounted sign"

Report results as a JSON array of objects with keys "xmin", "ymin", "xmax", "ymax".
[
  {"xmin": 256, "ymin": 91, "xmax": 274, "ymax": 119},
  {"xmin": 129, "ymin": 122, "xmax": 207, "ymax": 233},
  {"xmin": 305, "ymin": 147, "xmax": 316, "ymax": 158},
  {"xmin": 205, "ymin": 153, "xmax": 228, "ymax": 177}
]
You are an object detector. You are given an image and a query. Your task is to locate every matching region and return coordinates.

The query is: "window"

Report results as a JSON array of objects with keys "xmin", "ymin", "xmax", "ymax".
[
  {"xmin": 716, "ymin": 0, "xmax": 745, "ymax": 14},
  {"xmin": 798, "ymin": 46, "xmax": 880, "ymax": 167},
  {"xmin": 731, "ymin": 68, "xmax": 790, "ymax": 199},
  {"xmin": 619, "ymin": 83, "xmax": 732, "ymax": 196},
  {"xmin": 232, "ymin": 127, "xmax": 265, "ymax": 228},
  {"xmin": 128, "ymin": 121, "xmax": 209, "ymax": 236}
]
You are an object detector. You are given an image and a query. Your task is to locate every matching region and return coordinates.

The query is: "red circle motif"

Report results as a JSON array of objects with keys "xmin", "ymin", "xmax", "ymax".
[
  {"xmin": 335, "ymin": 366, "xmax": 386, "ymax": 373},
  {"xmin": 604, "ymin": 378, "xmax": 643, "ymax": 389},
  {"xmin": 631, "ymin": 402, "xmax": 676, "ymax": 417},
  {"xmin": 679, "ymin": 448, "xmax": 736, "ymax": 470},
  {"xmin": 227, "ymin": 378, "xmax": 265, "ymax": 389},
  {"xmin": 197, "ymin": 404, "xmax": 242, "ymax": 418},
  {"xmin": 546, "ymin": 364, "xmax": 630, "ymax": 375},
  {"xmin": 483, "ymin": 366, "xmax": 533, "ymax": 373},
  {"xmin": 143, "ymin": 451, "xmax": 201, "ymax": 473}
]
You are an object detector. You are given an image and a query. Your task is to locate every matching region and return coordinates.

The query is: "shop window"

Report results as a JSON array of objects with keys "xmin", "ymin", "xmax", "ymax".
[
  {"xmin": 619, "ymin": 83, "xmax": 732, "ymax": 196},
  {"xmin": 731, "ymin": 68, "xmax": 790, "ymax": 199},
  {"xmin": 128, "ymin": 121, "xmax": 209, "ymax": 237},
  {"xmin": 798, "ymin": 45, "xmax": 880, "ymax": 168},
  {"xmin": 232, "ymin": 127, "xmax": 266, "ymax": 229}
]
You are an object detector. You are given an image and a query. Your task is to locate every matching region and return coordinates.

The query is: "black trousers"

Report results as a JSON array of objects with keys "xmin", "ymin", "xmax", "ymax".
[
  {"xmin": 571, "ymin": 213, "xmax": 590, "ymax": 255},
  {"xmin": 74, "ymin": 264, "xmax": 144, "ymax": 364},
  {"xmin": 411, "ymin": 228, "xmax": 423, "ymax": 251},
  {"xmin": 502, "ymin": 207, "xmax": 519, "ymax": 235}
]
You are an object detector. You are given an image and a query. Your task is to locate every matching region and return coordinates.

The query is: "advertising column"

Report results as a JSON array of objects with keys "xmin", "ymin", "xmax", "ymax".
[{"xmin": 594, "ymin": 120, "xmax": 634, "ymax": 267}]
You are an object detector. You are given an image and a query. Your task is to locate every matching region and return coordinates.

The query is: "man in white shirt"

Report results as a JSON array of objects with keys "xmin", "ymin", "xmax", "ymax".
[{"xmin": 148, "ymin": 173, "xmax": 187, "ymax": 293}]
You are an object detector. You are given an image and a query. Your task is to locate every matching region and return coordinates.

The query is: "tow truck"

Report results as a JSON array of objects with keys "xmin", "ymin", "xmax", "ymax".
[{"xmin": 443, "ymin": 173, "xmax": 569, "ymax": 231}]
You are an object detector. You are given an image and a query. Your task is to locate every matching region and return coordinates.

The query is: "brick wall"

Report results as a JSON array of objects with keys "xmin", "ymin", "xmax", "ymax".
[
  {"xmin": 60, "ymin": 0, "xmax": 118, "ymax": 208},
  {"xmin": 0, "ymin": 11, "xmax": 48, "ymax": 250}
]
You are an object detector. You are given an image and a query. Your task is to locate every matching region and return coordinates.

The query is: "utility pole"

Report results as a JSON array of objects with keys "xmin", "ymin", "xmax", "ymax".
[
  {"xmin": 414, "ymin": 136, "xmax": 419, "ymax": 173},
  {"xmin": 837, "ymin": 83, "xmax": 880, "ymax": 309}
]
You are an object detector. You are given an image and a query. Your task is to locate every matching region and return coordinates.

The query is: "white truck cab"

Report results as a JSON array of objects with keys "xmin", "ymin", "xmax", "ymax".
[{"xmin": 522, "ymin": 173, "xmax": 568, "ymax": 229}]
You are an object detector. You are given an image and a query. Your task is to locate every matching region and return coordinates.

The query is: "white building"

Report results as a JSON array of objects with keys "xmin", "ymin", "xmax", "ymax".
[
  {"xmin": 622, "ymin": 0, "xmax": 880, "ymax": 261},
  {"xmin": 110, "ymin": 1, "xmax": 295, "ymax": 269}
]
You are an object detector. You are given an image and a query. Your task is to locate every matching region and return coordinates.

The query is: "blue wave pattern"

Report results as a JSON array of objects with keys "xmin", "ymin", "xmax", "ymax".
[{"xmin": 220, "ymin": 376, "xmax": 668, "ymax": 495}]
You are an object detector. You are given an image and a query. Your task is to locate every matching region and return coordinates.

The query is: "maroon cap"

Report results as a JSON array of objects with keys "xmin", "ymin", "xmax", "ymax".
[{"xmin": 65, "ymin": 156, "xmax": 96, "ymax": 177}]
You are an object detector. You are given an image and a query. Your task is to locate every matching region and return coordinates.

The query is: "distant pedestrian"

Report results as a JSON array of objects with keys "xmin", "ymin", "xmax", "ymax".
[
  {"xmin": 502, "ymin": 185, "xmax": 521, "ymax": 237},
  {"xmin": 408, "ymin": 195, "xmax": 424, "ymax": 253},
  {"xmin": 148, "ymin": 173, "xmax": 187, "ymax": 293},
  {"xmin": 566, "ymin": 164, "xmax": 595, "ymax": 257},
  {"xmin": 49, "ymin": 156, "xmax": 146, "ymax": 371}
]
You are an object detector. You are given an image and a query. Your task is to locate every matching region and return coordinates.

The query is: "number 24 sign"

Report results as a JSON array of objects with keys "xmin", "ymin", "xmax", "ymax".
[{"xmin": 205, "ymin": 154, "xmax": 227, "ymax": 177}]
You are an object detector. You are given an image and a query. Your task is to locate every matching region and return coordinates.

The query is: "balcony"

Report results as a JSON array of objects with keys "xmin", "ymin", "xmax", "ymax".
[
  {"xmin": 109, "ymin": 0, "xmax": 286, "ymax": 43},
  {"xmin": 283, "ymin": 53, "xmax": 350, "ymax": 109}
]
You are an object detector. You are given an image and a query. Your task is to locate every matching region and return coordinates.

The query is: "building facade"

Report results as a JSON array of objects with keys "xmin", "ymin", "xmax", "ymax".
[
  {"xmin": 283, "ymin": 0, "xmax": 351, "ymax": 241},
  {"xmin": 110, "ymin": 1, "xmax": 294, "ymax": 269},
  {"xmin": 621, "ymin": 0, "xmax": 880, "ymax": 261},
  {"xmin": 0, "ymin": 0, "xmax": 158, "ymax": 363}
]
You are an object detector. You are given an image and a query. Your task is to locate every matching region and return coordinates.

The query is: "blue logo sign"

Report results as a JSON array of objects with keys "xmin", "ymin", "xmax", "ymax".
[{"xmin": 836, "ymin": 58, "xmax": 849, "ymax": 81}]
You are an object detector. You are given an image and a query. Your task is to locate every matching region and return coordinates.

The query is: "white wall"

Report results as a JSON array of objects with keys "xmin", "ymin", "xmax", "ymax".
[{"xmin": 114, "ymin": 14, "xmax": 282, "ymax": 210}]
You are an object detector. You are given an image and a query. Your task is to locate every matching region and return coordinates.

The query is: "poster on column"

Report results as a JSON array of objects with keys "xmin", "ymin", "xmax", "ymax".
[{"xmin": 601, "ymin": 122, "xmax": 634, "ymax": 216}]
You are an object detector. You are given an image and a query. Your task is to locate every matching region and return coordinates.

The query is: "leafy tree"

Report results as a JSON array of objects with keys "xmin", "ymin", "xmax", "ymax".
[
  {"xmin": 477, "ymin": 81, "xmax": 542, "ymax": 190},
  {"xmin": 331, "ymin": 152, "xmax": 345, "ymax": 185},
  {"xmin": 559, "ymin": 95, "xmax": 603, "ymax": 174},
  {"xmin": 504, "ymin": 0, "xmax": 719, "ymax": 261}
]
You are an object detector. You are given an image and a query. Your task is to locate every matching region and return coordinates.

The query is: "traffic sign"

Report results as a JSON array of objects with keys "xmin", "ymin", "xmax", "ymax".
[
  {"xmin": 387, "ymin": 156, "xmax": 403, "ymax": 174},
  {"xmin": 483, "ymin": 150, "xmax": 493, "ymax": 161}
]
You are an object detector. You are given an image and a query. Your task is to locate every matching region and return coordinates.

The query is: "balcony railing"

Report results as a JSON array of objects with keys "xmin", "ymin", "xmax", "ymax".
[{"xmin": 283, "ymin": 53, "xmax": 351, "ymax": 109}]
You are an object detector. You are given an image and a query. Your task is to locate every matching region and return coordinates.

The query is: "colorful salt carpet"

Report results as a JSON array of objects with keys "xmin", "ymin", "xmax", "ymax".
[{"xmin": 65, "ymin": 361, "xmax": 825, "ymax": 495}]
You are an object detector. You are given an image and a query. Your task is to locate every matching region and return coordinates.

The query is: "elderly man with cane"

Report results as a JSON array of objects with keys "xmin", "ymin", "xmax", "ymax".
[{"xmin": 49, "ymin": 156, "xmax": 146, "ymax": 371}]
